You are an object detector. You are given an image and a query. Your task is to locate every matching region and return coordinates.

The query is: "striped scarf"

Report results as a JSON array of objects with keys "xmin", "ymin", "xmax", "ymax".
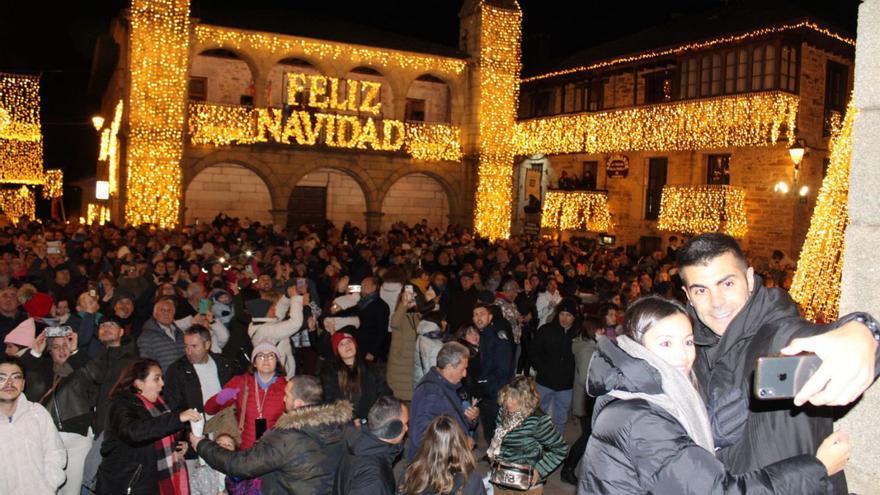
[{"xmin": 136, "ymin": 394, "xmax": 190, "ymax": 495}]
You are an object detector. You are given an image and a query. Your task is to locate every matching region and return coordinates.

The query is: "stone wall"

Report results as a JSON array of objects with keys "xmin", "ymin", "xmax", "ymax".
[
  {"xmin": 190, "ymin": 54, "xmax": 253, "ymax": 105},
  {"xmin": 181, "ymin": 145, "xmax": 470, "ymax": 231},
  {"xmin": 541, "ymin": 144, "xmax": 816, "ymax": 262},
  {"xmin": 381, "ymin": 173, "xmax": 450, "ymax": 230},
  {"xmin": 183, "ymin": 163, "xmax": 273, "ymax": 224},
  {"xmin": 295, "ymin": 169, "xmax": 368, "ymax": 230}
]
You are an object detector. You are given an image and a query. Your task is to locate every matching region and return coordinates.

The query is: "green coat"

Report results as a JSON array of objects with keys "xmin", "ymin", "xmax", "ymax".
[{"xmin": 494, "ymin": 410, "xmax": 567, "ymax": 481}]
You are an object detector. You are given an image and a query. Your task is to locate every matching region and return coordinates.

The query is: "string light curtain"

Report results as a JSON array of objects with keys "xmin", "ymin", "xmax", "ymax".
[
  {"xmin": 195, "ymin": 25, "xmax": 467, "ymax": 79},
  {"xmin": 657, "ymin": 184, "xmax": 747, "ymax": 237},
  {"xmin": 0, "ymin": 186, "xmax": 36, "ymax": 224},
  {"xmin": 541, "ymin": 190, "xmax": 613, "ymax": 232},
  {"xmin": 0, "ymin": 73, "xmax": 44, "ymax": 184},
  {"xmin": 473, "ymin": 1, "xmax": 522, "ymax": 241},
  {"xmin": 188, "ymin": 102, "xmax": 463, "ymax": 162},
  {"xmin": 126, "ymin": 0, "xmax": 191, "ymax": 228},
  {"xmin": 790, "ymin": 103, "xmax": 855, "ymax": 321},
  {"xmin": 42, "ymin": 169, "xmax": 63, "ymax": 199},
  {"xmin": 522, "ymin": 21, "xmax": 854, "ymax": 83},
  {"xmin": 514, "ymin": 92, "xmax": 798, "ymax": 155}
]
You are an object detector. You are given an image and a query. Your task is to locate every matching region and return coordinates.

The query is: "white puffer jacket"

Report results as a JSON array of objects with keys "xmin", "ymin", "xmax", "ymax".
[{"xmin": 0, "ymin": 394, "xmax": 67, "ymax": 495}]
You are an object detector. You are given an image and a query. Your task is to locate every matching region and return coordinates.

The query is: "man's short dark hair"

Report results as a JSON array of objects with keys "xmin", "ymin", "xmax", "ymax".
[
  {"xmin": 290, "ymin": 375, "xmax": 322, "ymax": 406},
  {"xmin": 184, "ymin": 325, "xmax": 212, "ymax": 342},
  {"xmin": 368, "ymin": 396, "xmax": 405, "ymax": 439},
  {"xmin": 676, "ymin": 233, "xmax": 747, "ymax": 274},
  {"xmin": 0, "ymin": 355, "xmax": 24, "ymax": 377}
]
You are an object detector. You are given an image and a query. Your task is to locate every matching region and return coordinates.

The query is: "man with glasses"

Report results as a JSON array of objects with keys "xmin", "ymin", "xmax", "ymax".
[{"xmin": 0, "ymin": 355, "xmax": 67, "ymax": 493}]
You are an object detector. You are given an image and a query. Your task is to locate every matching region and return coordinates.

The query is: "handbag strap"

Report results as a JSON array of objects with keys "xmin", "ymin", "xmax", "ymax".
[{"xmin": 238, "ymin": 376, "xmax": 249, "ymax": 432}]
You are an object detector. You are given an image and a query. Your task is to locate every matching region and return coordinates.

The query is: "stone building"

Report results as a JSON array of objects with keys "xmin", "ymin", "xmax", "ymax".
[
  {"xmin": 90, "ymin": 0, "xmax": 854, "ymax": 260},
  {"xmin": 514, "ymin": 4, "xmax": 854, "ymax": 260},
  {"xmin": 90, "ymin": 0, "xmax": 512, "ymax": 232}
]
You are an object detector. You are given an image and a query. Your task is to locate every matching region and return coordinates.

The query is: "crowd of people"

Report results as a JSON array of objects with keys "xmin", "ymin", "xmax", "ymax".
[{"xmin": 0, "ymin": 213, "xmax": 878, "ymax": 495}]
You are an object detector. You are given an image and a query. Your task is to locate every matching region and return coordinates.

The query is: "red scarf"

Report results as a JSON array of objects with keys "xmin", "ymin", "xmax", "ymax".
[{"xmin": 136, "ymin": 394, "xmax": 190, "ymax": 495}]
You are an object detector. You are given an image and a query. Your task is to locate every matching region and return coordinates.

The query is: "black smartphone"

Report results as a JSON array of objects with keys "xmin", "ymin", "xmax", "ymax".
[
  {"xmin": 255, "ymin": 418, "xmax": 268, "ymax": 439},
  {"xmin": 754, "ymin": 353, "xmax": 822, "ymax": 400}
]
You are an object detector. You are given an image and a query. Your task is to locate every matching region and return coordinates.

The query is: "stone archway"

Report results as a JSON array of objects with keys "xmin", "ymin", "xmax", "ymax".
[
  {"xmin": 184, "ymin": 163, "xmax": 272, "ymax": 225},
  {"xmin": 380, "ymin": 173, "xmax": 451, "ymax": 230}
]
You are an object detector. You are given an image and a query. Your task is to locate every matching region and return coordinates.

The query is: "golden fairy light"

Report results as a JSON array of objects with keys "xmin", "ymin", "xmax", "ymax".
[
  {"xmin": 541, "ymin": 190, "xmax": 613, "ymax": 232},
  {"xmin": 0, "ymin": 186, "xmax": 36, "ymax": 224},
  {"xmin": 514, "ymin": 91, "xmax": 798, "ymax": 155},
  {"xmin": 657, "ymin": 185, "xmax": 748, "ymax": 237},
  {"xmin": 522, "ymin": 21, "xmax": 854, "ymax": 83},
  {"xmin": 194, "ymin": 25, "xmax": 467, "ymax": 79},
  {"xmin": 125, "ymin": 0, "xmax": 191, "ymax": 228},
  {"xmin": 0, "ymin": 72, "xmax": 44, "ymax": 185},
  {"xmin": 42, "ymin": 169, "xmax": 63, "ymax": 200},
  {"xmin": 473, "ymin": 1, "xmax": 522, "ymax": 241},
  {"xmin": 188, "ymin": 101, "xmax": 463, "ymax": 162},
  {"xmin": 790, "ymin": 102, "xmax": 855, "ymax": 321}
]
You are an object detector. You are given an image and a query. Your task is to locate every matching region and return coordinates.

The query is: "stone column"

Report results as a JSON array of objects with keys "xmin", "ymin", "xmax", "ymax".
[
  {"xmin": 838, "ymin": 1, "xmax": 880, "ymax": 493},
  {"xmin": 269, "ymin": 209, "xmax": 288, "ymax": 231},
  {"xmin": 364, "ymin": 210, "xmax": 384, "ymax": 234}
]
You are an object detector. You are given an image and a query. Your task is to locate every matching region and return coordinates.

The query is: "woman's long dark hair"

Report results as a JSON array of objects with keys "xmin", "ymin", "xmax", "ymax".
[
  {"xmin": 623, "ymin": 295, "xmax": 688, "ymax": 345},
  {"xmin": 110, "ymin": 358, "xmax": 160, "ymax": 398},
  {"xmin": 335, "ymin": 353, "xmax": 364, "ymax": 400},
  {"xmin": 400, "ymin": 415, "xmax": 476, "ymax": 495}
]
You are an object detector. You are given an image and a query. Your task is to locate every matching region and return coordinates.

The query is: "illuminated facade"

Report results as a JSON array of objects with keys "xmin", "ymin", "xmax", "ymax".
[
  {"xmin": 516, "ymin": 11, "xmax": 854, "ymax": 259},
  {"xmin": 94, "ymin": 0, "xmax": 508, "ymax": 232},
  {"xmin": 92, "ymin": 1, "xmax": 854, "ymax": 257}
]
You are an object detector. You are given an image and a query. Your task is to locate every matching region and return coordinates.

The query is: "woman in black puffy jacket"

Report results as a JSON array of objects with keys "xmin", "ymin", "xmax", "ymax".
[{"xmin": 578, "ymin": 296, "xmax": 849, "ymax": 495}]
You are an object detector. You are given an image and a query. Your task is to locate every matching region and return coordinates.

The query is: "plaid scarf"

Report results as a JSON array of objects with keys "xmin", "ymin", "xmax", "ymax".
[{"xmin": 136, "ymin": 394, "xmax": 190, "ymax": 495}]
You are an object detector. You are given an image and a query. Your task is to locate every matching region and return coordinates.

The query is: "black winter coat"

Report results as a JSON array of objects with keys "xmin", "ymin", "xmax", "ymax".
[
  {"xmin": 93, "ymin": 338, "xmax": 140, "ymax": 435},
  {"xmin": 198, "ymin": 400, "xmax": 352, "ymax": 495},
  {"xmin": 333, "ymin": 427, "xmax": 402, "ymax": 495},
  {"xmin": 320, "ymin": 360, "xmax": 394, "ymax": 421},
  {"xmin": 42, "ymin": 351, "xmax": 113, "ymax": 435},
  {"xmin": 579, "ymin": 337, "xmax": 830, "ymax": 494},
  {"xmin": 530, "ymin": 313, "xmax": 580, "ymax": 390},
  {"xmin": 96, "ymin": 391, "xmax": 186, "ymax": 495},
  {"xmin": 447, "ymin": 286, "xmax": 479, "ymax": 335},
  {"xmin": 354, "ymin": 295, "xmax": 390, "ymax": 360},
  {"xmin": 163, "ymin": 352, "xmax": 238, "ymax": 412},
  {"xmin": 692, "ymin": 276, "xmax": 880, "ymax": 494}
]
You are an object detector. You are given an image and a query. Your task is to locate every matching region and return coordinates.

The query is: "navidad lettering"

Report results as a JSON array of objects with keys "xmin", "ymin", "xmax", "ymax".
[{"xmin": 256, "ymin": 72, "xmax": 404, "ymax": 151}]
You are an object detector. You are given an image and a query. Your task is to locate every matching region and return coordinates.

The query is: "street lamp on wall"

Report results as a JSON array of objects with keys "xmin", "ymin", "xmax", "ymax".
[{"xmin": 788, "ymin": 138, "xmax": 806, "ymax": 184}]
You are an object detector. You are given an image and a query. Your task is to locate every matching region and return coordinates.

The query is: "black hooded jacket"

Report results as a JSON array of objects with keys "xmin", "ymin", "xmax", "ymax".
[
  {"xmin": 198, "ymin": 400, "xmax": 352, "ymax": 495},
  {"xmin": 333, "ymin": 427, "xmax": 402, "ymax": 495},
  {"xmin": 579, "ymin": 337, "xmax": 829, "ymax": 494},
  {"xmin": 530, "ymin": 304, "xmax": 581, "ymax": 390},
  {"xmin": 691, "ymin": 275, "xmax": 879, "ymax": 494}
]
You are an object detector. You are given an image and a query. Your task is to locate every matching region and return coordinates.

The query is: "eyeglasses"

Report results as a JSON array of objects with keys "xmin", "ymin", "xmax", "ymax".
[
  {"xmin": 254, "ymin": 353, "xmax": 277, "ymax": 361},
  {"xmin": 0, "ymin": 374, "xmax": 24, "ymax": 385}
]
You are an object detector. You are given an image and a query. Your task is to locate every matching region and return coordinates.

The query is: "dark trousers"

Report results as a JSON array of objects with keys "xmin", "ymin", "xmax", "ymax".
[
  {"xmin": 563, "ymin": 406, "xmax": 594, "ymax": 473},
  {"xmin": 480, "ymin": 396, "xmax": 499, "ymax": 443}
]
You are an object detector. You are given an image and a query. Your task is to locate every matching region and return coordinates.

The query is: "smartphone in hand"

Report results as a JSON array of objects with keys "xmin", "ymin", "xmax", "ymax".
[{"xmin": 754, "ymin": 353, "xmax": 822, "ymax": 400}]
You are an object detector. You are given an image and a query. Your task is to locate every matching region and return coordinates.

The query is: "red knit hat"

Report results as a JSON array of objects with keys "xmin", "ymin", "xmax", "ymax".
[
  {"xmin": 331, "ymin": 332, "xmax": 356, "ymax": 357},
  {"xmin": 24, "ymin": 292, "xmax": 54, "ymax": 318}
]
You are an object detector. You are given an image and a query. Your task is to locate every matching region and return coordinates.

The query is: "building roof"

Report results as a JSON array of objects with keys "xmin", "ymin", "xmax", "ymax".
[
  {"xmin": 193, "ymin": 7, "xmax": 469, "ymax": 60},
  {"xmin": 523, "ymin": 1, "xmax": 854, "ymax": 81}
]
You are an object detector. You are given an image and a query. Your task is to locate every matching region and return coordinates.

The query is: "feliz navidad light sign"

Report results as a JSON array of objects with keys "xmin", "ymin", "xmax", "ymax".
[{"xmin": 188, "ymin": 72, "xmax": 462, "ymax": 160}]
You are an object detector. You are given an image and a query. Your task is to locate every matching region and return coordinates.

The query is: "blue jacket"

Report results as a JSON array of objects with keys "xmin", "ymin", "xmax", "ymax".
[
  {"xmin": 477, "ymin": 322, "xmax": 513, "ymax": 399},
  {"xmin": 407, "ymin": 368, "xmax": 472, "ymax": 461}
]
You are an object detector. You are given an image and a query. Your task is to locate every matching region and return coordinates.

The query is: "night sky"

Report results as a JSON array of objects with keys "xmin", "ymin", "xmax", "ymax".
[{"xmin": 0, "ymin": 0, "xmax": 860, "ymax": 215}]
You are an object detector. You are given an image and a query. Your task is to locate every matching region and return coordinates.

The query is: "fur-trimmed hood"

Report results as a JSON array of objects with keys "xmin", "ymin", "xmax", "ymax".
[{"xmin": 274, "ymin": 399, "xmax": 353, "ymax": 431}]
